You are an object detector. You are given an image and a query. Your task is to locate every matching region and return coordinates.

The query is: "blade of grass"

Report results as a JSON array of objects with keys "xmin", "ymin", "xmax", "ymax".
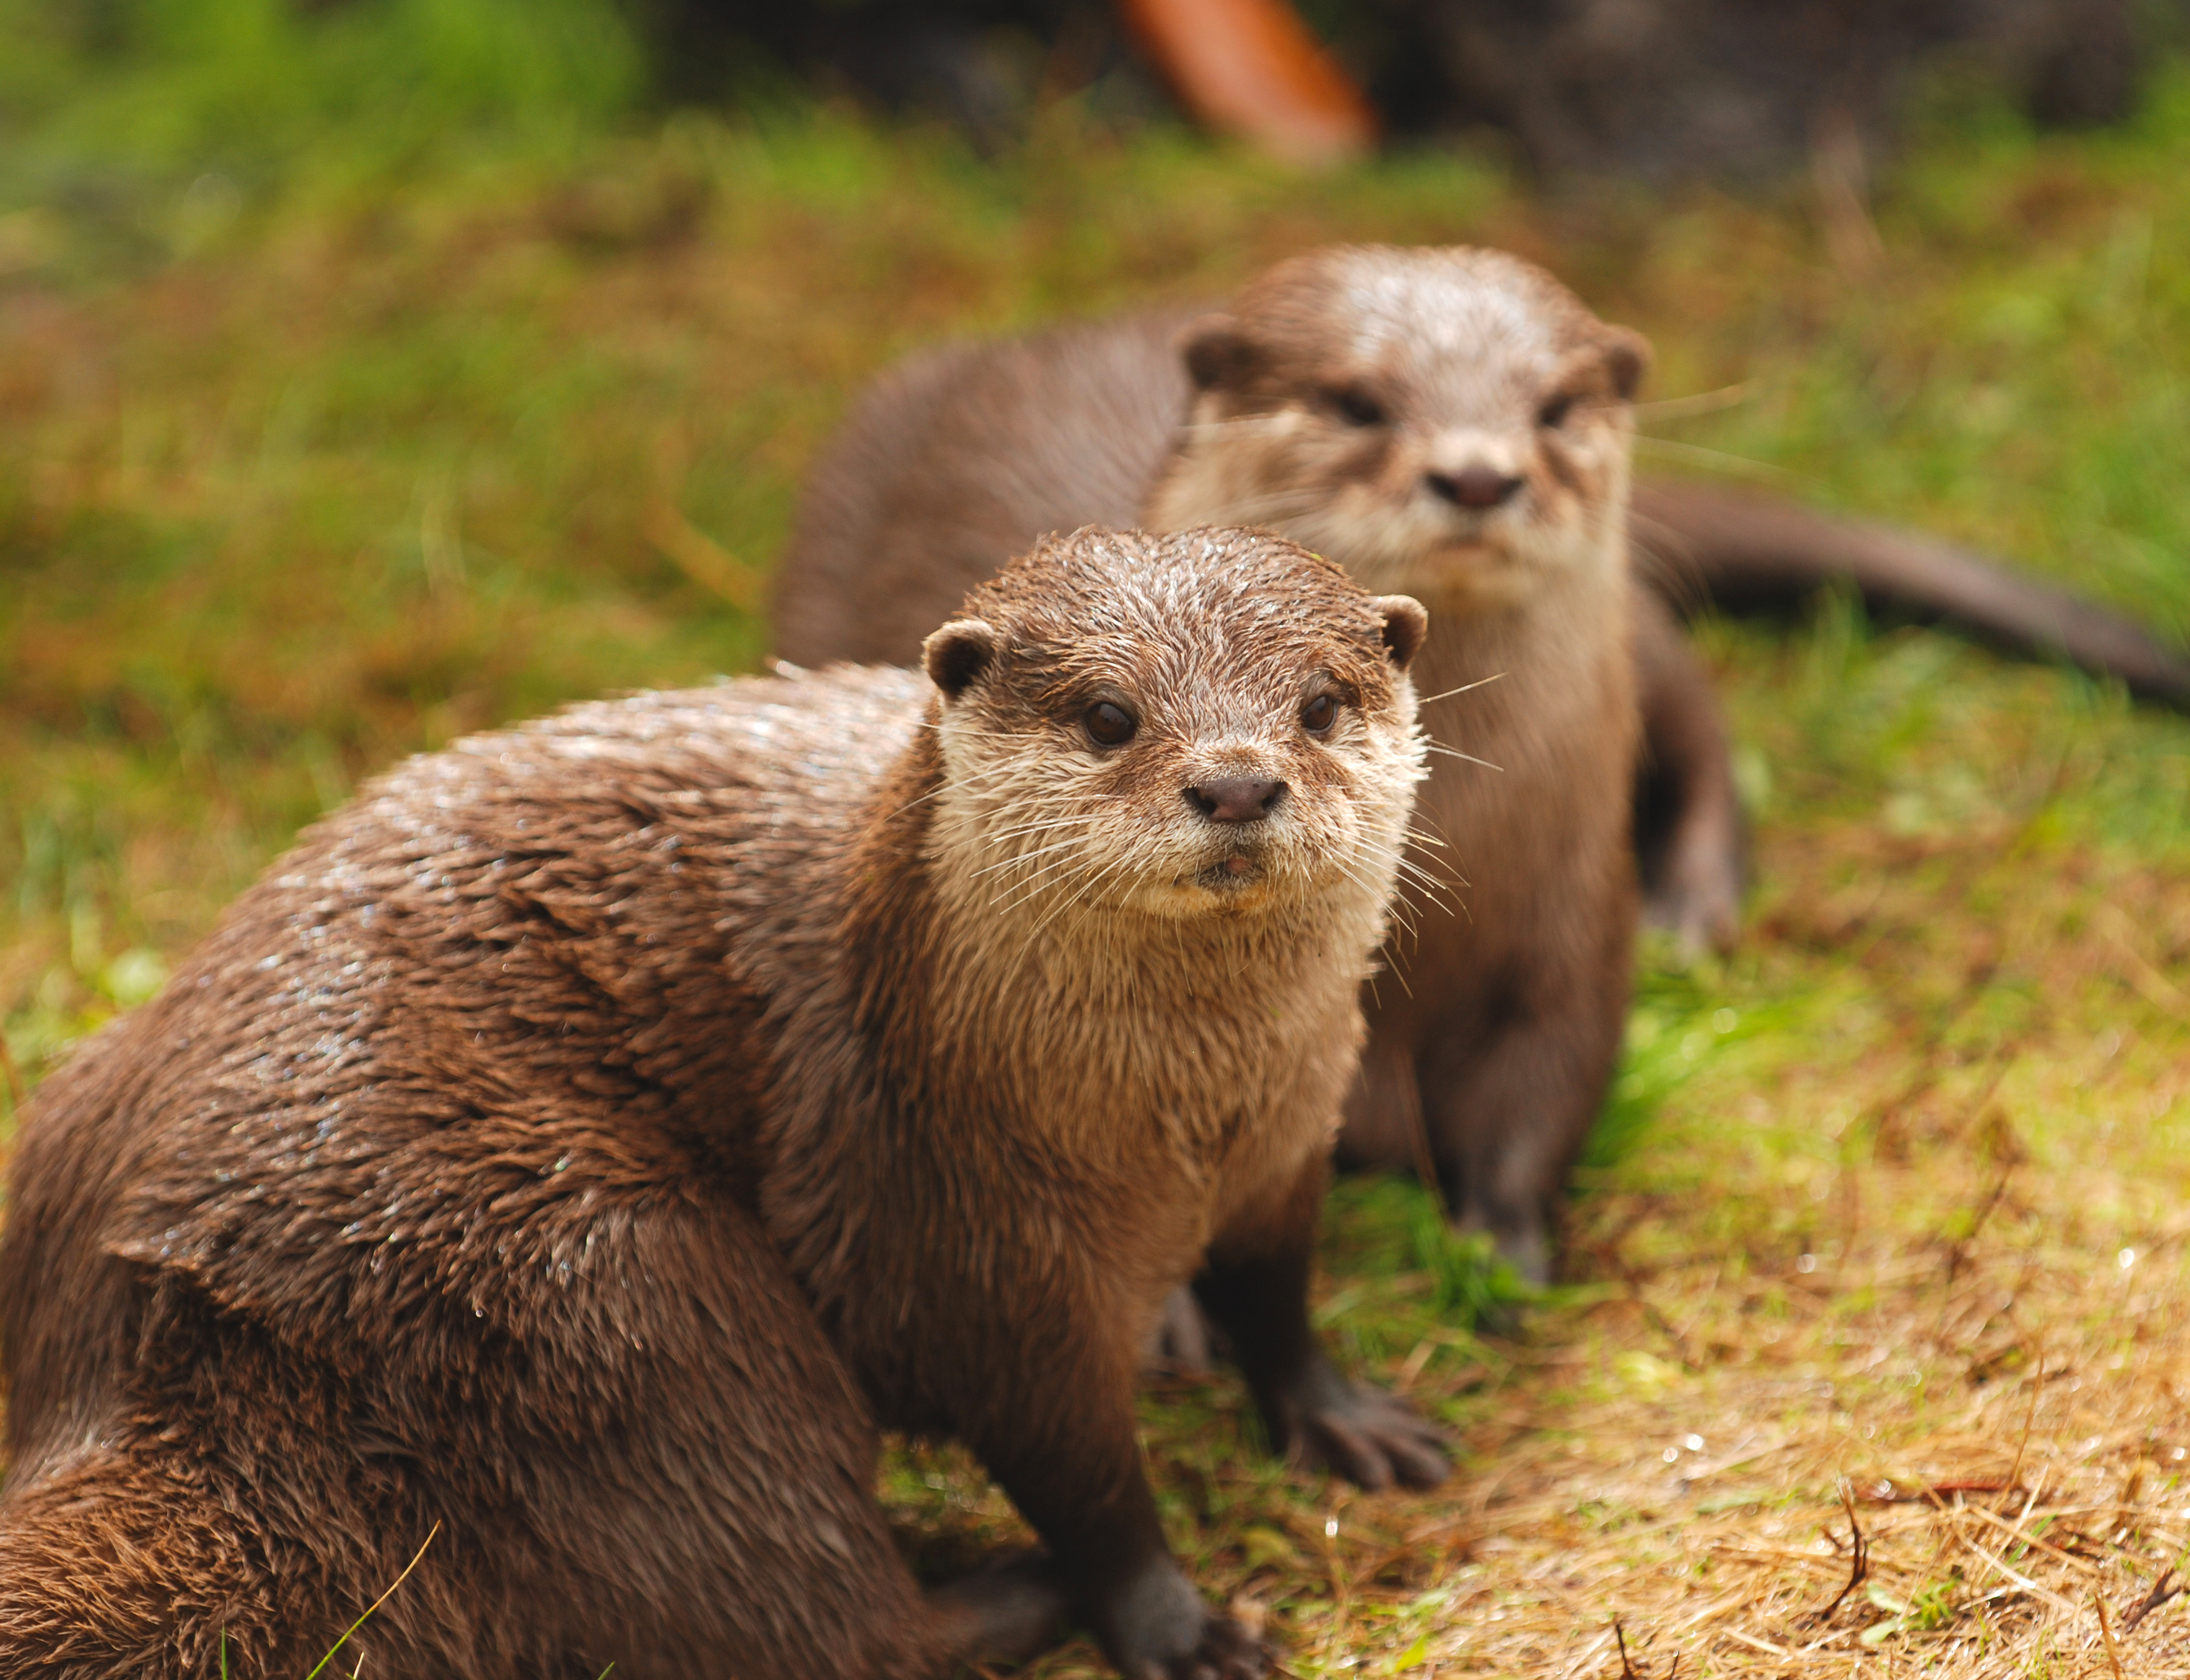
[{"xmin": 301, "ymin": 1522, "xmax": 441, "ymax": 1680}]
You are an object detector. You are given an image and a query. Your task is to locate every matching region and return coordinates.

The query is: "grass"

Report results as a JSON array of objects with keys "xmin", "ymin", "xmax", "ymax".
[{"xmin": 4, "ymin": 18, "xmax": 2190, "ymax": 1674}]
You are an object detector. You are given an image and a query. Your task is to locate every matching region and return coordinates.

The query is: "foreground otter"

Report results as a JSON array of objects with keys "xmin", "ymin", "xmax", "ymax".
[
  {"xmin": 780, "ymin": 247, "xmax": 1649, "ymax": 1279},
  {"xmin": 0, "ymin": 528, "xmax": 1442, "ymax": 1679}
]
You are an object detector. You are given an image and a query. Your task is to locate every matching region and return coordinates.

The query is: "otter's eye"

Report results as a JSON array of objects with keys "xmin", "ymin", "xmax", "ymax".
[
  {"xmin": 1327, "ymin": 386, "xmax": 1385, "ymax": 428},
  {"xmin": 1301, "ymin": 694, "xmax": 1339, "ymax": 735},
  {"xmin": 1537, "ymin": 393, "xmax": 1576, "ymax": 429},
  {"xmin": 1083, "ymin": 701, "xmax": 1138, "ymax": 748}
]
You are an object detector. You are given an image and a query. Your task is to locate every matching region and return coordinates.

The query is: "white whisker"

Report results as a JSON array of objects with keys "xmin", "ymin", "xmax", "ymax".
[
  {"xmin": 1413, "ymin": 672, "xmax": 1505, "ymax": 706},
  {"xmin": 1631, "ymin": 380, "xmax": 1759, "ymax": 421},
  {"xmin": 1424, "ymin": 742, "xmax": 1504, "ymax": 772},
  {"xmin": 1631, "ymin": 436, "xmax": 1804, "ymax": 485}
]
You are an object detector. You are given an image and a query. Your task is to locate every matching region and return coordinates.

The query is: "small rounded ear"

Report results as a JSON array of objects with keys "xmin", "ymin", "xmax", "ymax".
[
  {"xmin": 922, "ymin": 618, "xmax": 1000, "ymax": 700},
  {"xmin": 1372, "ymin": 596, "xmax": 1429, "ymax": 671},
  {"xmin": 1598, "ymin": 326, "xmax": 1653, "ymax": 402},
  {"xmin": 1178, "ymin": 313, "xmax": 1258, "ymax": 392}
]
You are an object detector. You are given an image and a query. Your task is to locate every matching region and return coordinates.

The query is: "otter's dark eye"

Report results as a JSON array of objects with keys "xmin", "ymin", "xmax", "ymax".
[
  {"xmin": 1083, "ymin": 701, "xmax": 1138, "ymax": 748},
  {"xmin": 1301, "ymin": 694, "xmax": 1339, "ymax": 735},
  {"xmin": 1537, "ymin": 393, "xmax": 1576, "ymax": 429},
  {"xmin": 1327, "ymin": 386, "xmax": 1385, "ymax": 428}
]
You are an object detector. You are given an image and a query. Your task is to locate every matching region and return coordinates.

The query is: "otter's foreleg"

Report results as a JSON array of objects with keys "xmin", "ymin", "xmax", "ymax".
[
  {"xmin": 1419, "ymin": 939, "xmax": 1632, "ymax": 1285},
  {"xmin": 1192, "ymin": 1157, "xmax": 1450, "ymax": 1491},
  {"xmin": 936, "ymin": 1296, "xmax": 1271, "ymax": 1680},
  {"xmin": 1630, "ymin": 587, "xmax": 1745, "ymax": 955}
]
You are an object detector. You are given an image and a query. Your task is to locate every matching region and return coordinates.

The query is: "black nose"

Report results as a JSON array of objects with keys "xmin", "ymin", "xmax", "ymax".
[
  {"xmin": 1426, "ymin": 464, "xmax": 1523, "ymax": 509},
  {"xmin": 1186, "ymin": 778, "xmax": 1286, "ymax": 823}
]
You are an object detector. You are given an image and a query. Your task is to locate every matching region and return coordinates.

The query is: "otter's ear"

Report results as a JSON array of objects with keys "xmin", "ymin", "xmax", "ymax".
[
  {"xmin": 923, "ymin": 618, "xmax": 1001, "ymax": 701},
  {"xmin": 1598, "ymin": 327, "xmax": 1652, "ymax": 402},
  {"xmin": 1372, "ymin": 596, "xmax": 1429, "ymax": 671},
  {"xmin": 1179, "ymin": 314, "xmax": 1258, "ymax": 392}
]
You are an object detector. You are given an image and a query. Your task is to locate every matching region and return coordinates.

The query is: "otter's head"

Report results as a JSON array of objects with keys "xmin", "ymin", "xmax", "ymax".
[
  {"xmin": 1144, "ymin": 246, "xmax": 1650, "ymax": 606},
  {"xmin": 920, "ymin": 526, "xmax": 1426, "ymax": 936}
]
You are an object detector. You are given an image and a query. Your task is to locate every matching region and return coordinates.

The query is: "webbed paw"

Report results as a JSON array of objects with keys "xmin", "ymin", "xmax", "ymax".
[
  {"xmin": 1102, "ymin": 1559, "xmax": 1272, "ymax": 1680},
  {"xmin": 1287, "ymin": 1376, "xmax": 1450, "ymax": 1490},
  {"xmin": 1124, "ymin": 1611, "xmax": 1270, "ymax": 1680}
]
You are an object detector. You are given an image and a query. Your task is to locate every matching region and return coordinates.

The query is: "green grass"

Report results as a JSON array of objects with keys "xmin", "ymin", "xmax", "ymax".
[{"xmin": 3, "ymin": 26, "xmax": 2190, "ymax": 1674}]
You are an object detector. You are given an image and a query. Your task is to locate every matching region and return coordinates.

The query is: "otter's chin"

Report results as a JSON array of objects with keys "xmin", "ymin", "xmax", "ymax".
[
  {"xmin": 1120, "ymin": 854, "xmax": 1286, "ymax": 920},
  {"xmin": 1392, "ymin": 535, "xmax": 1545, "ymax": 607}
]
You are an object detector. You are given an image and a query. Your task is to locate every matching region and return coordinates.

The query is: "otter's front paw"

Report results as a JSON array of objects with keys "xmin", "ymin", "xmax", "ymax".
[
  {"xmin": 1643, "ymin": 865, "xmax": 1741, "ymax": 958},
  {"xmin": 1266, "ymin": 1362, "xmax": 1450, "ymax": 1491},
  {"xmin": 1127, "ymin": 1613, "xmax": 1270, "ymax": 1680},
  {"xmin": 1102, "ymin": 1560, "xmax": 1271, "ymax": 1680}
]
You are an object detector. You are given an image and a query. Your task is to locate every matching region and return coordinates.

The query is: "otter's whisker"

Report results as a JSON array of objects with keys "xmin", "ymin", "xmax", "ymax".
[
  {"xmin": 987, "ymin": 858, "xmax": 1092, "ymax": 917},
  {"xmin": 1355, "ymin": 845, "xmax": 1459, "ymax": 918},
  {"xmin": 1631, "ymin": 436, "xmax": 1804, "ymax": 485},
  {"xmin": 971, "ymin": 836, "xmax": 1092, "ymax": 881},
  {"xmin": 1423, "ymin": 742, "xmax": 1505, "ymax": 772},
  {"xmin": 1630, "ymin": 380, "xmax": 1759, "ymax": 421},
  {"xmin": 978, "ymin": 814, "xmax": 1101, "ymax": 848},
  {"xmin": 1186, "ymin": 490, "xmax": 1336, "ymax": 528},
  {"xmin": 1412, "ymin": 672, "xmax": 1505, "ymax": 706},
  {"xmin": 886, "ymin": 757, "xmax": 1031, "ymax": 818}
]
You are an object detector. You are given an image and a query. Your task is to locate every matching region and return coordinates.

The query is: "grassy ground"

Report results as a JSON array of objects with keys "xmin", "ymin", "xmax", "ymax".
[{"xmin": 5, "ymin": 33, "xmax": 2190, "ymax": 1677}]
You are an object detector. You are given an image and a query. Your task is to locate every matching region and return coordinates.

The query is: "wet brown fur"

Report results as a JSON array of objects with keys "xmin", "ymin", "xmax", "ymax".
[{"xmin": 0, "ymin": 528, "xmax": 1438, "ymax": 1679}]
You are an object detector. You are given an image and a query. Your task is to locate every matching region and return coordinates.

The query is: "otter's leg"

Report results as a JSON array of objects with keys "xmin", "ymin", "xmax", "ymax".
[
  {"xmin": 1193, "ymin": 1156, "xmax": 1450, "ymax": 1491},
  {"xmin": 942, "ymin": 1313, "xmax": 1269, "ymax": 1679},
  {"xmin": 1630, "ymin": 585, "xmax": 1745, "ymax": 954},
  {"xmin": 1420, "ymin": 945, "xmax": 1633, "ymax": 1285}
]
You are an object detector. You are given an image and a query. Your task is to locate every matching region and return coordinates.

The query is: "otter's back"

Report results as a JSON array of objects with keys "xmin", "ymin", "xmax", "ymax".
[
  {"xmin": 1, "ymin": 668, "xmax": 926, "ymax": 1449},
  {"xmin": 775, "ymin": 310, "xmax": 1195, "ymax": 668}
]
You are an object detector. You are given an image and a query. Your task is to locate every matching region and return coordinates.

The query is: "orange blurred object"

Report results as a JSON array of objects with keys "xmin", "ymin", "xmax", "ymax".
[{"xmin": 1119, "ymin": 0, "xmax": 1380, "ymax": 165}]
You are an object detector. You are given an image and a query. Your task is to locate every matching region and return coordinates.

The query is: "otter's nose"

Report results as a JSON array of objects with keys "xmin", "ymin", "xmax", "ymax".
[
  {"xmin": 1426, "ymin": 464, "xmax": 1523, "ymax": 509},
  {"xmin": 1186, "ymin": 778, "xmax": 1286, "ymax": 823}
]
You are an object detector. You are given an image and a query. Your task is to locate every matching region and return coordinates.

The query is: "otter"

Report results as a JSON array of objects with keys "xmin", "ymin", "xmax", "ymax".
[
  {"xmin": 772, "ymin": 244, "xmax": 2190, "ymax": 1276},
  {"xmin": 779, "ymin": 248, "xmax": 1648, "ymax": 1281},
  {"xmin": 0, "ymin": 527, "xmax": 1444, "ymax": 1680}
]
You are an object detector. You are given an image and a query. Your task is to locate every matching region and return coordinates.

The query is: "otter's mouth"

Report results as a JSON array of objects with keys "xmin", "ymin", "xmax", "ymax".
[
  {"xmin": 1426, "ymin": 530, "xmax": 1519, "ymax": 565},
  {"xmin": 1192, "ymin": 852, "xmax": 1266, "ymax": 892}
]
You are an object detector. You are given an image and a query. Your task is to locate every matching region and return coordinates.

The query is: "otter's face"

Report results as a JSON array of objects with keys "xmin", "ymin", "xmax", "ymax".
[
  {"xmin": 1144, "ymin": 247, "xmax": 1650, "ymax": 606},
  {"xmin": 921, "ymin": 528, "xmax": 1427, "ymax": 932}
]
